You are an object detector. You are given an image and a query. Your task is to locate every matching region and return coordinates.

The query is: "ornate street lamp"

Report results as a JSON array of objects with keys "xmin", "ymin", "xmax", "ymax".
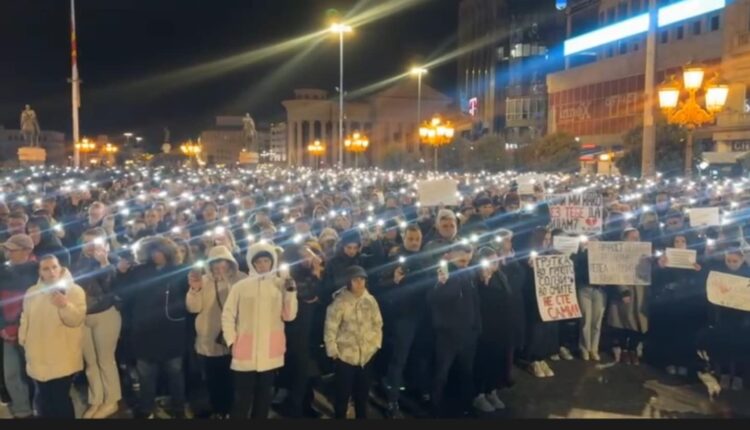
[
  {"xmin": 659, "ymin": 64, "xmax": 729, "ymax": 176},
  {"xmin": 419, "ymin": 115, "xmax": 455, "ymax": 171},
  {"xmin": 180, "ymin": 139, "xmax": 202, "ymax": 167},
  {"xmin": 344, "ymin": 131, "xmax": 369, "ymax": 168},
  {"xmin": 307, "ymin": 139, "xmax": 326, "ymax": 169},
  {"xmin": 103, "ymin": 142, "xmax": 119, "ymax": 166},
  {"xmin": 75, "ymin": 138, "xmax": 97, "ymax": 166}
]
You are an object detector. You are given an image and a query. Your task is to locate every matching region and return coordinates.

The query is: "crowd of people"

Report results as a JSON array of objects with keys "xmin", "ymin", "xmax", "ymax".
[{"xmin": 0, "ymin": 165, "xmax": 747, "ymax": 419}]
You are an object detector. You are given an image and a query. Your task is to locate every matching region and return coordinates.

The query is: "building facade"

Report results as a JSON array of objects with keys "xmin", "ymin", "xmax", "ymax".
[
  {"xmin": 200, "ymin": 116, "xmax": 274, "ymax": 166},
  {"xmin": 0, "ymin": 126, "xmax": 66, "ymax": 166},
  {"xmin": 282, "ymin": 82, "xmax": 452, "ymax": 168},
  {"xmin": 549, "ymin": 0, "xmax": 750, "ymax": 172},
  {"xmin": 270, "ymin": 122, "xmax": 287, "ymax": 163},
  {"xmin": 457, "ymin": 0, "xmax": 566, "ymax": 146}
]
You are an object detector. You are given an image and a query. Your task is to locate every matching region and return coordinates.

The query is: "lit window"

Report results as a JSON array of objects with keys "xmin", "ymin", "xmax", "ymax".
[
  {"xmin": 676, "ymin": 26, "xmax": 684, "ymax": 40},
  {"xmin": 710, "ymin": 15, "xmax": 720, "ymax": 31}
]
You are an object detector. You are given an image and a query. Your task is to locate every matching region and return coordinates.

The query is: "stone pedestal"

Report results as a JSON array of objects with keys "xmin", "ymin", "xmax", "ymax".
[
  {"xmin": 238, "ymin": 150, "xmax": 259, "ymax": 166},
  {"xmin": 18, "ymin": 146, "xmax": 46, "ymax": 166}
]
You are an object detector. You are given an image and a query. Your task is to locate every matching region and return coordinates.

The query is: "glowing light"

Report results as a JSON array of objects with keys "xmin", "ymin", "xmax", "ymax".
[
  {"xmin": 658, "ymin": 0, "xmax": 726, "ymax": 27},
  {"xmin": 564, "ymin": 13, "xmax": 649, "ymax": 56}
]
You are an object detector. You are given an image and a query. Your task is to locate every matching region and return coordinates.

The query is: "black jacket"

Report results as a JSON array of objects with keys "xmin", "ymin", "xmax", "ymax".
[
  {"xmin": 428, "ymin": 263, "xmax": 481, "ymax": 340},
  {"xmin": 476, "ymin": 270, "xmax": 519, "ymax": 350},
  {"xmin": 116, "ymin": 262, "xmax": 189, "ymax": 361},
  {"xmin": 0, "ymin": 261, "xmax": 39, "ymax": 333},
  {"xmin": 375, "ymin": 248, "xmax": 433, "ymax": 321},
  {"xmin": 72, "ymin": 255, "xmax": 117, "ymax": 315}
]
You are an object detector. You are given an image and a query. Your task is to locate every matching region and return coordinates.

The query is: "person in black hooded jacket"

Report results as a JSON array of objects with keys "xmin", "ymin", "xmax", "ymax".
[
  {"xmin": 27, "ymin": 215, "xmax": 70, "ymax": 268},
  {"xmin": 428, "ymin": 242, "xmax": 480, "ymax": 417},
  {"xmin": 320, "ymin": 228, "xmax": 384, "ymax": 304}
]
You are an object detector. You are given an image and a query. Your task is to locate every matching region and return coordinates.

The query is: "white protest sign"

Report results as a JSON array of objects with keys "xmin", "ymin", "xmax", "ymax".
[
  {"xmin": 665, "ymin": 248, "xmax": 697, "ymax": 270},
  {"xmin": 548, "ymin": 191, "xmax": 603, "ymax": 234},
  {"xmin": 517, "ymin": 174, "xmax": 545, "ymax": 195},
  {"xmin": 533, "ymin": 255, "xmax": 581, "ymax": 322},
  {"xmin": 416, "ymin": 179, "xmax": 459, "ymax": 207},
  {"xmin": 707, "ymin": 271, "xmax": 750, "ymax": 312},
  {"xmin": 588, "ymin": 241, "xmax": 652, "ymax": 286},
  {"xmin": 689, "ymin": 207, "xmax": 720, "ymax": 227},
  {"xmin": 553, "ymin": 235, "xmax": 580, "ymax": 256}
]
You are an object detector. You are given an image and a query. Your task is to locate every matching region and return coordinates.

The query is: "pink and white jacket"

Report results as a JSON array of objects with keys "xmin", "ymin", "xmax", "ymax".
[{"xmin": 221, "ymin": 243, "xmax": 297, "ymax": 372}]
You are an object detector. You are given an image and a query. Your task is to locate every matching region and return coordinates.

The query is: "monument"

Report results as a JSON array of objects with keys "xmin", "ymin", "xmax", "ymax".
[
  {"xmin": 18, "ymin": 105, "xmax": 46, "ymax": 165},
  {"xmin": 238, "ymin": 113, "xmax": 259, "ymax": 166}
]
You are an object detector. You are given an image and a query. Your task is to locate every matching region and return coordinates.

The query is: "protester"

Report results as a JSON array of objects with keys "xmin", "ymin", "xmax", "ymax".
[
  {"xmin": 19, "ymin": 255, "xmax": 86, "ymax": 418},
  {"xmin": 27, "ymin": 216, "xmax": 71, "ymax": 268},
  {"xmin": 324, "ymin": 266, "xmax": 383, "ymax": 419},
  {"xmin": 221, "ymin": 242, "xmax": 298, "ymax": 419}
]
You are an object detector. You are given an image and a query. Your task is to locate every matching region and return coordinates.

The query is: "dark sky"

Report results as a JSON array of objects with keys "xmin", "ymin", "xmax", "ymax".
[{"xmin": 0, "ymin": 0, "xmax": 459, "ymax": 150}]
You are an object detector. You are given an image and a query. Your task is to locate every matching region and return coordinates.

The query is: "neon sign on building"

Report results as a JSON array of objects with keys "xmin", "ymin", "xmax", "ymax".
[{"xmin": 564, "ymin": 0, "xmax": 726, "ymax": 56}]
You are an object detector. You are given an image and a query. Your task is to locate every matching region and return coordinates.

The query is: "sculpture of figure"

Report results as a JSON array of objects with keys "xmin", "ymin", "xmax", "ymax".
[
  {"xmin": 20, "ymin": 105, "xmax": 41, "ymax": 147},
  {"xmin": 163, "ymin": 126, "xmax": 171, "ymax": 144},
  {"xmin": 242, "ymin": 113, "xmax": 257, "ymax": 152}
]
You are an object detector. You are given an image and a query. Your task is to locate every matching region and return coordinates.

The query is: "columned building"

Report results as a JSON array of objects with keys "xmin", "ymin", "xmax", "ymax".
[{"xmin": 282, "ymin": 81, "xmax": 452, "ymax": 168}]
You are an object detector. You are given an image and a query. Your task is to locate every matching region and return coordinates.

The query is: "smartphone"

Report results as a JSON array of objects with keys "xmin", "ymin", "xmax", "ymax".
[
  {"xmin": 438, "ymin": 259, "xmax": 450, "ymax": 277},
  {"xmin": 279, "ymin": 263, "xmax": 290, "ymax": 280}
]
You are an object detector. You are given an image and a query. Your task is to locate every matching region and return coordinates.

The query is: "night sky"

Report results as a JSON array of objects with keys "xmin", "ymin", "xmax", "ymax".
[{"xmin": 0, "ymin": 0, "xmax": 459, "ymax": 150}]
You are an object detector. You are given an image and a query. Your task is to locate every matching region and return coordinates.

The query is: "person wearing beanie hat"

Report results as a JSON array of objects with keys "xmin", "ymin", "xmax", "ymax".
[{"xmin": 324, "ymin": 265, "xmax": 382, "ymax": 419}]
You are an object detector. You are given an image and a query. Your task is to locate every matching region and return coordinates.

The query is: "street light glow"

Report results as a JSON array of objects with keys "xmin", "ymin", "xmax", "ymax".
[
  {"xmin": 330, "ymin": 23, "xmax": 352, "ymax": 34},
  {"xmin": 410, "ymin": 67, "xmax": 428, "ymax": 76},
  {"xmin": 123, "ymin": 132, "xmax": 133, "ymax": 138}
]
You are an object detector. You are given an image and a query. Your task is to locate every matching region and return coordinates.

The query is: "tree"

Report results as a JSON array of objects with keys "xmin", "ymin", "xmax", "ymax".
[
  {"xmin": 462, "ymin": 135, "xmax": 512, "ymax": 172},
  {"xmin": 615, "ymin": 120, "xmax": 690, "ymax": 177},
  {"xmin": 515, "ymin": 132, "xmax": 579, "ymax": 172}
]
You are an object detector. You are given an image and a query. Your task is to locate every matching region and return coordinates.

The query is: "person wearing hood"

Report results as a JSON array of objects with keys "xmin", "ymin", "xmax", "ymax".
[
  {"xmin": 317, "ymin": 227, "xmax": 339, "ymax": 260},
  {"xmin": 460, "ymin": 197, "xmax": 494, "ymax": 236},
  {"xmin": 428, "ymin": 242, "xmax": 481, "ymax": 417},
  {"xmin": 187, "ymin": 245, "xmax": 248, "ymax": 419},
  {"xmin": 116, "ymin": 236, "xmax": 190, "ymax": 419},
  {"xmin": 19, "ymin": 255, "xmax": 86, "ymax": 418},
  {"xmin": 221, "ymin": 242, "xmax": 298, "ymax": 419},
  {"xmin": 324, "ymin": 266, "xmax": 383, "ymax": 419},
  {"xmin": 637, "ymin": 210, "xmax": 662, "ymax": 245},
  {"xmin": 0, "ymin": 234, "xmax": 38, "ymax": 418},
  {"xmin": 72, "ymin": 228, "xmax": 121, "ymax": 419},
  {"xmin": 27, "ymin": 215, "xmax": 70, "ymax": 268},
  {"xmin": 321, "ymin": 229, "xmax": 380, "ymax": 304}
]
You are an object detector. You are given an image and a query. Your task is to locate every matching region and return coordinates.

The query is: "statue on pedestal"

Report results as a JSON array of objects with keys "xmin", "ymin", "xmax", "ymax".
[
  {"xmin": 20, "ymin": 105, "xmax": 41, "ymax": 148},
  {"xmin": 242, "ymin": 113, "xmax": 257, "ymax": 152}
]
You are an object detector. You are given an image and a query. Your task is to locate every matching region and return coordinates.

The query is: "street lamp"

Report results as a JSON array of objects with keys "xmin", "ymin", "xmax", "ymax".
[
  {"xmin": 658, "ymin": 64, "xmax": 728, "ymax": 176},
  {"xmin": 123, "ymin": 132, "xmax": 133, "ymax": 146},
  {"xmin": 410, "ymin": 66, "xmax": 428, "ymax": 146},
  {"xmin": 103, "ymin": 143, "xmax": 119, "ymax": 166},
  {"xmin": 180, "ymin": 139, "xmax": 202, "ymax": 167},
  {"xmin": 419, "ymin": 115, "xmax": 455, "ymax": 171},
  {"xmin": 135, "ymin": 136, "xmax": 143, "ymax": 145},
  {"xmin": 344, "ymin": 131, "xmax": 369, "ymax": 168},
  {"xmin": 330, "ymin": 22, "xmax": 352, "ymax": 169},
  {"xmin": 307, "ymin": 139, "xmax": 326, "ymax": 169},
  {"xmin": 75, "ymin": 138, "xmax": 97, "ymax": 166}
]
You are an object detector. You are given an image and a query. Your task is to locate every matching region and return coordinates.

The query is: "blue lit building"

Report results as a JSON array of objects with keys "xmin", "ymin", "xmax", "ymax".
[{"xmin": 548, "ymin": 0, "xmax": 750, "ymax": 174}]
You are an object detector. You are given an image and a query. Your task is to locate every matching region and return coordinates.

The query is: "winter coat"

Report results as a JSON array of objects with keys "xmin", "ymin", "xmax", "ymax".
[
  {"xmin": 476, "ymin": 269, "xmax": 517, "ymax": 351},
  {"xmin": 19, "ymin": 268, "xmax": 87, "ymax": 382},
  {"xmin": 375, "ymin": 248, "xmax": 432, "ymax": 321},
  {"xmin": 320, "ymin": 239, "xmax": 385, "ymax": 304},
  {"xmin": 186, "ymin": 247, "xmax": 247, "ymax": 357},
  {"xmin": 324, "ymin": 287, "xmax": 383, "ymax": 367},
  {"xmin": 500, "ymin": 258, "xmax": 527, "ymax": 350},
  {"xmin": 221, "ymin": 243, "xmax": 298, "ymax": 372},
  {"xmin": 71, "ymin": 255, "xmax": 117, "ymax": 315},
  {"xmin": 117, "ymin": 261, "xmax": 189, "ymax": 361},
  {"xmin": 0, "ymin": 260, "xmax": 39, "ymax": 341},
  {"xmin": 428, "ymin": 263, "xmax": 481, "ymax": 341}
]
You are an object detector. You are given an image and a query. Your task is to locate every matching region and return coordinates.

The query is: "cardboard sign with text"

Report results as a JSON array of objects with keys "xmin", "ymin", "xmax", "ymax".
[
  {"xmin": 689, "ymin": 207, "xmax": 720, "ymax": 227},
  {"xmin": 707, "ymin": 271, "xmax": 750, "ymax": 312},
  {"xmin": 533, "ymin": 255, "xmax": 581, "ymax": 322},
  {"xmin": 548, "ymin": 192, "xmax": 603, "ymax": 234},
  {"xmin": 553, "ymin": 235, "xmax": 581, "ymax": 256},
  {"xmin": 588, "ymin": 241, "xmax": 652, "ymax": 286},
  {"xmin": 416, "ymin": 179, "xmax": 459, "ymax": 207},
  {"xmin": 665, "ymin": 248, "xmax": 697, "ymax": 270}
]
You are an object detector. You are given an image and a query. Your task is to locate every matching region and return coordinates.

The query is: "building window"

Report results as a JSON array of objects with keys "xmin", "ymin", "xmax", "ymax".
[
  {"xmin": 710, "ymin": 15, "xmax": 720, "ymax": 32},
  {"xmin": 676, "ymin": 26, "xmax": 684, "ymax": 40},
  {"xmin": 619, "ymin": 40, "xmax": 628, "ymax": 55},
  {"xmin": 607, "ymin": 7, "xmax": 615, "ymax": 23},
  {"xmin": 618, "ymin": 2, "xmax": 628, "ymax": 19},
  {"xmin": 630, "ymin": 0, "xmax": 641, "ymax": 15},
  {"xmin": 692, "ymin": 20, "xmax": 702, "ymax": 36},
  {"xmin": 660, "ymin": 30, "xmax": 668, "ymax": 43},
  {"xmin": 607, "ymin": 45, "xmax": 614, "ymax": 58}
]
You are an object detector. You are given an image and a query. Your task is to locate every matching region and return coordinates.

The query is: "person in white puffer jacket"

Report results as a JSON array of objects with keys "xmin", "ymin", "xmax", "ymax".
[
  {"xmin": 221, "ymin": 242, "xmax": 297, "ymax": 419},
  {"xmin": 19, "ymin": 255, "xmax": 86, "ymax": 418},
  {"xmin": 187, "ymin": 245, "xmax": 247, "ymax": 418},
  {"xmin": 324, "ymin": 265, "xmax": 383, "ymax": 419}
]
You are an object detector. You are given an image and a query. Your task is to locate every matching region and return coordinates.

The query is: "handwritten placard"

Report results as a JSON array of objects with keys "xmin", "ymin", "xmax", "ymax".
[
  {"xmin": 689, "ymin": 208, "xmax": 720, "ymax": 227},
  {"xmin": 553, "ymin": 235, "xmax": 580, "ymax": 256},
  {"xmin": 548, "ymin": 191, "xmax": 603, "ymax": 234},
  {"xmin": 533, "ymin": 255, "xmax": 581, "ymax": 322},
  {"xmin": 416, "ymin": 179, "xmax": 459, "ymax": 207},
  {"xmin": 707, "ymin": 271, "xmax": 750, "ymax": 312},
  {"xmin": 588, "ymin": 241, "xmax": 652, "ymax": 286},
  {"xmin": 665, "ymin": 248, "xmax": 697, "ymax": 270}
]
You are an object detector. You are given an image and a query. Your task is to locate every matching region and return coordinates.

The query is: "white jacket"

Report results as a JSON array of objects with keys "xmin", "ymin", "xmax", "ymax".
[
  {"xmin": 186, "ymin": 246, "xmax": 247, "ymax": 357},
  {"xmin": 221, "ymin": 243, "xmax": 298, "ymax": 372},
  {"xmin": 324, "ymin": 287, "xmax": 383, "ymax": 367},
  {"xmin": 19, "ymin": 268, "xmax": 87, "ymax": 382}
]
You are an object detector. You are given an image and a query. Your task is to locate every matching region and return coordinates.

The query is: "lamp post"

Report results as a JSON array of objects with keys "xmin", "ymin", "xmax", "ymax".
[
  {"xmin": 180, "ymin": 139, "xmax": 202, "ymax": 168},
  {"xmin": 123, "ymin": 132, "xmax": 133, "ymax": 147},
  {"xmin": 658, "ymin": 64, "xmax": 728, "ymax": 176},
  {"xmin": 74, "ymin": 138, "xmax": 96, "ymax": 166},
  {"xmin": 419, "ymin": 115, "xmax": 455, "ymax": 171},
  {"xmin": 307, "ymin": 139, "xmax": 326, "ymax": 169},
  {"xmin": 410, "ymin": 67, "xmax": 428, "ymax": 132},
  {"xmin": 344, "ymin": 131, "xmax": 369, "ymax": 168},
  {"xmin": 103, "ymin": 142, "xmax": 118, "ymax": 166},
  {"xmin": 330, "ymin": 23, "xmax": 352, "ymax": 169}
]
